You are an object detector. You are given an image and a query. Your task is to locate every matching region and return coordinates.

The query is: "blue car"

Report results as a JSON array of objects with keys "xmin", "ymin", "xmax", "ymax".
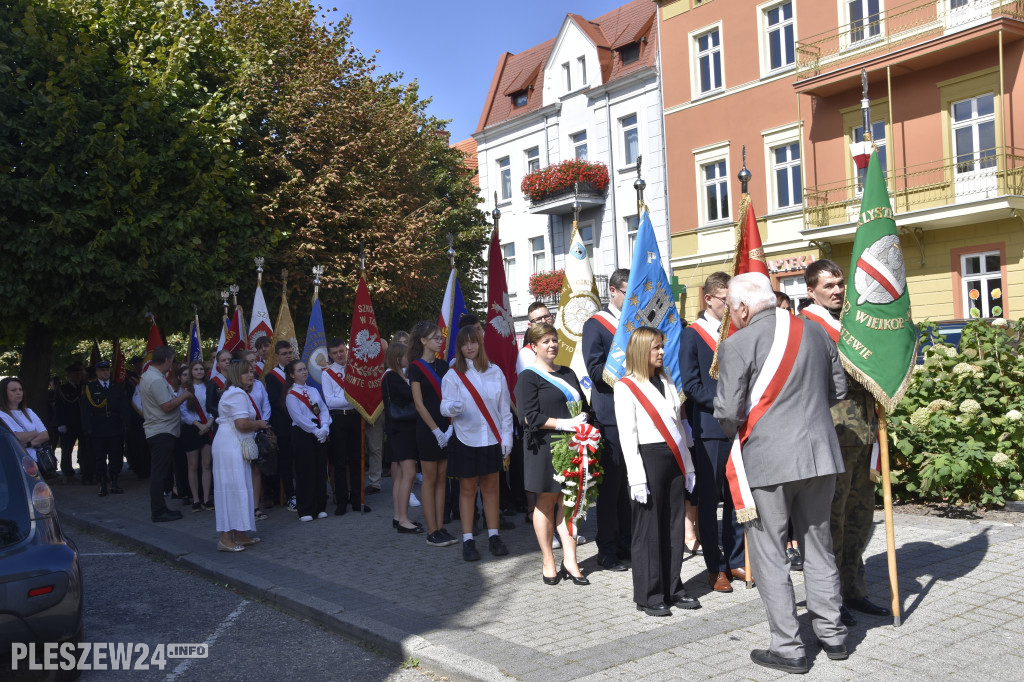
[{"xmin": 0, "ymin": 422, "xmax": 82, "ymax": 679}]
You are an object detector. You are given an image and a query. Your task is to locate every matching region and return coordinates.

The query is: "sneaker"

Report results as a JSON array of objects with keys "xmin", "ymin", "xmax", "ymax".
[
  {"xmin": 426, "ymin": 531, "xmax": 449, "ymax": 547},
  {"xmin": 462, "ymin": 539, "xmax": 481, "ymax": 561},
  {"xmin": 287, "ymin": 496, "xmax": 298, "ymax": 512},
  {"xmin": 488, "ymin": 535, "xmax": 509, "ymax": 556},
  {"xmin": 191, "ymin": 502, "xmax": 203, "ymax": 513},
  {"xmin": 409, "ymin": 492, "xmax": 421, "ymax": 507},
  {"xmin": 203, "ymin": 500, "xmax": 215, "ymax": 511},
  {"xmin": 316, "ymin": 511, "xmax": 328, "ymax": 519},
  {"xmin": 438, "ymin": 528, "xmax": 459, "ymax": 546},
  {"xmin": 299, "ymin": 515, "xmax": 313, "ymax": 522}
]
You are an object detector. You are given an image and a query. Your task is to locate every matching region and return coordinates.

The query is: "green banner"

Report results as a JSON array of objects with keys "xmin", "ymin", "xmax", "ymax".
[{"xmin": 839, "ymin": 151, "xmax": 918, "ymax": 412}]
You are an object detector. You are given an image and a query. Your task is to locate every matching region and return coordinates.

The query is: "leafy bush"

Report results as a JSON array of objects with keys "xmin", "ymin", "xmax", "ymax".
[{"xmin": 886, "ymin": 318, "xmax": 1024, "ymax": 509}]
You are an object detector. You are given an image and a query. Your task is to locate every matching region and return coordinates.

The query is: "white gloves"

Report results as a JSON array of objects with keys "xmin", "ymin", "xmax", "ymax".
[
  {"xmin": 682, "ymin": 420, "xmax": 694, "ymax": 448},
  {"xmin": 315, "ymin": 427, "xmax": 328, "ymax": 444},
  {"xmin": 432, "ymin": 428, "xmax": 450, "ymax": 449},
  {"xmin": 555, "ymin": 413, "xmax": 588, "ymax": 432},
  {"xmin": 58, "ymin": 425, "xmax": 67, "ymax": 434},
  {"xmin": 630, "ymin": 483, "xmax": 649, "ymax": 504},
  {"xmin": 446, "ymin": 400, "xmax": 465, "ymax": 416},
  {"xmin": 445, "ymin": 426, "xmax": 454, "ymax": 442},
  {"xmin": 501, "ymin": 443, "xmax": 512, "ymax": 457},
  {"xmin": 685, "ymin": 472, "xmax": 696, "ymax": 494}
]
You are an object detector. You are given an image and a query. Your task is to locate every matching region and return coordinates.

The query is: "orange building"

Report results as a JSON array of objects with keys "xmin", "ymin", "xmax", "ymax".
[{"xmin": 656, "ymin": 0, "xmax": 1023, "ymax": 325}]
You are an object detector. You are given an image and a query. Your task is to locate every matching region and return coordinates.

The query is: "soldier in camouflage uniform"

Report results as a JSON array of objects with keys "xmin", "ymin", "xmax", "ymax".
[{"xmin": 803, "ymin": 260, "xmax": 891, "ymax": 626}]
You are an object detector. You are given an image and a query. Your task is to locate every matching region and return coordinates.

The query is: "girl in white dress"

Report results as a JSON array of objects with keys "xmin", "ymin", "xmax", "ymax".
[{"xmin": 212, "ymin": 361, "xmax": 267, "ymax": 552}]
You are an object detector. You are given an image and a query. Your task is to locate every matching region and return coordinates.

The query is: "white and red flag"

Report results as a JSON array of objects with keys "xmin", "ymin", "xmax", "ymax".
[
  {"xmin": 483, "ymin": 227, "xmax": 519, "ymax": 403},
  {"xmin": 248, "ymin": 283, "xmax": 273, "ymax": 351}
]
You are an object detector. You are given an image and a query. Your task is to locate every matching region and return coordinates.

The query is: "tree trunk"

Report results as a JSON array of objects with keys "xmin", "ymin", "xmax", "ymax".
[{"xmin": 20, "ymin": 322, "xmax": 56, "ymax": 418}]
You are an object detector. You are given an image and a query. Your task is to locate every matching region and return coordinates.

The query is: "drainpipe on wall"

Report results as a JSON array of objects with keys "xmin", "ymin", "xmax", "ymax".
[{"xmin": 605, "ymin": 93, "xmax": 619, "ymax": 271}]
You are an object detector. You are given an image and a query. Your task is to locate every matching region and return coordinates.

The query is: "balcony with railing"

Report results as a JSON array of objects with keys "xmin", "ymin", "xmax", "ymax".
[
  {"xmin": 802, "ymin": 146, "xmax": 1024, "ymax": 231},
  {"xmin": 795, "ymin": 0, "xmax": 1024, "ymax": 83},
  {"xmin": 522, "ymin": 160, "xmax": 609, "ymax": 215}
]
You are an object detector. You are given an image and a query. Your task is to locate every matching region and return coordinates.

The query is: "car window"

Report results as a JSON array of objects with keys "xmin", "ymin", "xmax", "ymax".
[{"xmin": 0, "ymin": 428, "xmax": 30, "ymax": 548}]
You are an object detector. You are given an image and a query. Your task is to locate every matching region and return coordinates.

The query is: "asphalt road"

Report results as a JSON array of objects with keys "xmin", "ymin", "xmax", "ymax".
[{"xmin": 6, "ymin": 526, "xmax": 436, "ymax": 682}]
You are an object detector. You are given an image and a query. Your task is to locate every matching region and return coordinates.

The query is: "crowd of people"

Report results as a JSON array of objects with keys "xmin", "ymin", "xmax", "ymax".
[{"xmin": 2, "ymin": 257, "xmax": 891, "ymax": 673}]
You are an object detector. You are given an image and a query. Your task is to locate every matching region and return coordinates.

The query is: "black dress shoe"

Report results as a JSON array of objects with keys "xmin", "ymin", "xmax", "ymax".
[
  {"xmin": 599, "ymin": 555, "xmax": 628, "ymax": 572},
  {"xmin": 559, "ymin": 563, "xmax": 590, "ymax": 585},
  {"xmin": 352, "ymin": 503, "xmax": 371, "ymax": 513},
  {"xmin": 818, "ymin": 641, "xmax": 848, "ymax": 660},
  {"xmin": 151, "ymin": 509, "xmax": 183, "ymax": 523},
  {"xmin": 844, "ymin": 596, "xmax": 891, "ymax": 617},
  {"xmin": 750, "ymin": 649, "xmax": 809, "ymax": 674},
  {"xmin": 637, "ymin": 603, "xmax": 671, "ymax": 617},
  {"xmin": 542, "ymin": 571, "xmax": 562, "ymax": 586},
  {"xmin": 670, "ymin": 593, "xmax": 701, "ymax": 610},
  {"xmin": 98, "ymin": 483, "xmax": 109, "ymax": 497},
  {"xmin": 109, "ymin": 483, "xmax": 124, "ymax": 494},
  {"xmin": 839, "ymin": 605, "xmax": 857, "ymax": 626},
  {"xmin": 786, "ymin": 547, "xmax": 803, "ymax": 571},
  {"xmin": 396, "ymin": 523, "xmax": 424, "ymax": 534}
]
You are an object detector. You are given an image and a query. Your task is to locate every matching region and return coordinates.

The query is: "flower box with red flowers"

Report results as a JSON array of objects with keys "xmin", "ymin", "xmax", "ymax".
[
  {"xmin": 529, "ymin": 269, "xmax": 565, "ymax": 299},
  {"xmin": 520, "ymin": 160, "xmax": 610, "ymax": 203}
]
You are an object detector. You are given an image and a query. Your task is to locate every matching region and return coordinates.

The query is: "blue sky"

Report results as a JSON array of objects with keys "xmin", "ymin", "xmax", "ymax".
[{"xmin": 334, "ymin": 1, "xmax": 632, "ymax": 142}]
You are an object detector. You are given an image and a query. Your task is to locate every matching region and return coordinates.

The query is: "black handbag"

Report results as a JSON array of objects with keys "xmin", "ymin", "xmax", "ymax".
[
  {"xmin": 255, "ymin": 429, "xmax": 278, "ymax": 476},
  {"xmin": 388, "ymin": 401, "xmax": 417, "ymax": 421},
  {"xmin": 34, "ymin": 444, "xmax": 59, "ymax": 479}
]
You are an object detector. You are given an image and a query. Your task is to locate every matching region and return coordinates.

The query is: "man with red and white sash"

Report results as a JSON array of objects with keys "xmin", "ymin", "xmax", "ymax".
[
  {"xmin": 580, "ymin": 267, "xmax": 632, "ymax": 572},
  {"xmin": 714, "ymin": 272, "xmax": 847, "ymax": 673},
  {"xmin": 680, "ymin": 270, "xmax": 746, "ymax": 594},
  {"xmin": 264, "ymin": 340, "xmax": 296, "ymax": 511},
  {"xmin": 801, "ymin": 259, "xmax": 887, "ymax": 626},
  {"xmin": 323, "ymin": 337, "xmax": 370, "ymax": 515}
]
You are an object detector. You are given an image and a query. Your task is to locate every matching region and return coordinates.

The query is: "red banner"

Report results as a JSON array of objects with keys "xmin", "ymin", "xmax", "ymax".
[
  {"xmin": 483, "ymin": 227, "xmax": 519, "ymax": 404},
  {"xmin": 344, "ymin": 276, "xmax": 386, "ymax": 423},
  {"xmin": 112, "ymin": 337, "xmax": 126, "ymax": 383},
  {"xmin": 142, "ymin": 316, "xmax": 163, "ymax": 372},
  {"xmin": 224, "ymin": 307, "xmax": 245, "ymax": 352}
]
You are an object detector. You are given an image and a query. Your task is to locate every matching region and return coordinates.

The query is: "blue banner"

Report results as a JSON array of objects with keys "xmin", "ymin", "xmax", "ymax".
[
  {"xmin": 187, "ymin": 319, "xmax": 203, "ymax": 364},
  {"xmin": 301, "ymin": 296, "xmax": 328, "ymax": 395},
  {"xmin": 446, "ymin": 277, "xmax": 470, "ymax": 364},
  {"xmin": 602, "ymin": 207, "xmax": 683, "ymax": 390}
]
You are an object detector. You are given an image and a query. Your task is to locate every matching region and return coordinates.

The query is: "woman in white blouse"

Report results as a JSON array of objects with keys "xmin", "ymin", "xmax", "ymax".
[
  {"xmin": 284, "ymin": 360, "xmax": 332, "ymax": 523},
  {"xmin": 0, "ymin": 377, "xmax": 50, "ymax": 460},
  {"xmin": 613, "ymin": 327, "xmax": 700, "ymax": 617},
  {"xmin": 440, "ymin": 327, "xmax": 514, "ymax": 561},
  {"xmin": 180, "ymin": 360, "xmax": 215, "ymax": 512},
  {"xmin": 211, "ymin": 360, "xmax": 268, "ymax": 552}
]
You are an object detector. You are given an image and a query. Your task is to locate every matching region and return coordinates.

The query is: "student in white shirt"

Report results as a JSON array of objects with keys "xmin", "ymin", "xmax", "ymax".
[
  {"xmin": 441, "ymin": 327, "xmax": 514, "ymax": 561},
  {"xmin": 284, "ymin": 360, "xmax": 332, "ymax": 522},
  {"xmin": 613, "ymin": 326, "xmax": 700, "ymax": 617},
  {"xmin": 180, "ymin": 360, "xmax": 215, "ymax": 511},
  {"xmin": 322, "ymin": 338, "xmax": 369, "ymax": 515},
  {"xmin": 0, "ymin": 377, "xmax": 50, "ymax": 460}
]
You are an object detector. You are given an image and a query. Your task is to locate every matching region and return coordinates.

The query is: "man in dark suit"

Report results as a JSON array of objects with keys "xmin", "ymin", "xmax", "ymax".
[
  {"xmin": 264, "ymin": 340, "xmax": 296, "ymax": 510},
  {"xmin": 581, "ymin": 267, "xmax": 631, "ymax": 572},
  {"xmin": 680, "ymin": 271, "xmax": 746, "ymax": 594},
  {"xmin": 80, "ymin": 360, "xmax": 131, "ymax": 496},
  {"xmin": 714, "ymin": 272, "xmax": 848, "ymax": 674},
  {"xmin": 55, "ymin": 363, "xmax": 85, "ymax": 483}
]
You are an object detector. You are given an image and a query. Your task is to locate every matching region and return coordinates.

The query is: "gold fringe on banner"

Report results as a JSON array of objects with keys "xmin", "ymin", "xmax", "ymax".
[{"xmin": 708, "ymin": 193, "xmax": 751, "ymax": 380}]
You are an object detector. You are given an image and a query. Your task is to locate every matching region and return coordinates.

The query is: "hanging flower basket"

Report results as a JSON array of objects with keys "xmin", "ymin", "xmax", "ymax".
[
  {"xmin": 521, "ymin": 160, "xmax": 610, "ymax": 203},
  {"xmin": 529, "ymin": 269, "xmax": 564, "ymax": 298}
]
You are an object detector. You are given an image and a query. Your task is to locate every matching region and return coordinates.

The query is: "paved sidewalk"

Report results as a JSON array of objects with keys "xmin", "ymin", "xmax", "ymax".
[{"xmin": 53, "ymin": 475, "xmax": 1024, "ymax": 681}]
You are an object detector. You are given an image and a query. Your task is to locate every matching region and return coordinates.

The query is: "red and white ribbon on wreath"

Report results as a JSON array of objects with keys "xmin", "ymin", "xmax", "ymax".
[
  {"xmin": 564, "ymin": 424, "xmax": 602, "ymax": 539},
  {"xmin": 570, "ymin": 423, "xmax": 600, "ymax": 454}
]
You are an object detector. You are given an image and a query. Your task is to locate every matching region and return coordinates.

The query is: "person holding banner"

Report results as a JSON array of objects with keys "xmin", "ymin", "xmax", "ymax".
[
  {"xmin": 713, "ymin": 273, "xmax": 848, "ymax": 673},
  {"xmin": 408, "ymin": 322, "xmax": 457, "ymax": 547},
  {"xmin": 614, "ymin": 327, "xmax": 700, "ymax": 616},
  {"xmin": 514, "ymin": 323, "xmax": 590, "ymax": 586},
  {"xmin": 180, "ymin": 360, "xmax": 215, "ymax": 512},
  {"xmin": 284, "ymin": 360, "xmax": 332, "ymax": 523},
  {"xmin": 441, "ymin": 327, "xmax": 514, "ymax": 562}
]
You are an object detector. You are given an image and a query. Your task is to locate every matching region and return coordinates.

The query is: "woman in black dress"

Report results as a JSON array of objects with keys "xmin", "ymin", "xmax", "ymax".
[
  {"xmin": 514, "ymin": 323, "xmax": 590, "ymax": 586},
  {"xmin": 408, "ymin": 321, "xmax": 456, "ymax": 547},
  {"xmin": 382, "ymin": 342, "xmax": 422, "ymax": 534}
]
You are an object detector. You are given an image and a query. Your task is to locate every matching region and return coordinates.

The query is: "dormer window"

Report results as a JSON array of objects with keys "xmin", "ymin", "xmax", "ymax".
[
  {"xmin": 512, "ymin": 90, "xmax": 528, "ymax": 108},
  {"xmin": 620, "ymin": 42, "xmax": 641, "ymax": 65}
]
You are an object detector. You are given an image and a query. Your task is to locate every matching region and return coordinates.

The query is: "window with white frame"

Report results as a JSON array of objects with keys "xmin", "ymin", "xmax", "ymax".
[
  {"xmin": 621, "ymin": 114, "xmax": 639, "ymax": 167},
  {"xmin": 848, "ymin": 0, "xmax": 881, "ymax": 45},
  {"xmin": 765, "ymin": 2, "xmax": 795, "ymax": 71},
  {"xmin": 695, "ymin": 28, "xmax": 723, "ymax": 95},
  {"xmin": 961, "ymin": 250, "xmax": 1003, "ymax": 318},
  {"xmin": 625, "ymin": 215, "xmax": 639, "ymax": 261},
  {"xmin": 562, "ymin": 63, "xmax": 572, "ymax": 92},
  {"xmin": 572, "ymin": 131, "xmax": 588, "ymax": 160},
  {"xmin": 852, "ymin": 121, "xmax": 886, "ymax": 192},
  {"xmin": 578, "ymin": 56, "xmax": 587, "ymax": 87},
  {"xmin": 526, "ymin": 147, "xmax": 540, "ymax": 174},
  {"xmin": 502, "ymin": 243, "xmax": 517, "ymax": 293},
  {"xmin": 498, "ymin": 157, "xmax": 511, "ymax": 200},
  {"xmin": 772, "ymin": 142, "xmax": 801, "ymax": 209},
  {"xmin": 778, "ymin": 275, "xmax": 809, "ymax": 311},
  {"xmin": 952, "ymin": 93, "xmax": 996, "ymax": 175},
  {"xmin": 702, "ymin": 159, "xmax": 730, "ymax": 223},
  {"xmin": 530, "ymin": 236, "xmax": 546, "ymax": 274},
  {"xmin": 575, "ymin": 222, "xmax": 596, "ymax": 271}
]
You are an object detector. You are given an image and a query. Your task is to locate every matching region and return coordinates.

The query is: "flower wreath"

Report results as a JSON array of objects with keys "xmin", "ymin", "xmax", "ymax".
[{"xmin": 550, "ymin": 400, "xmax": 604, "ymax": 538}]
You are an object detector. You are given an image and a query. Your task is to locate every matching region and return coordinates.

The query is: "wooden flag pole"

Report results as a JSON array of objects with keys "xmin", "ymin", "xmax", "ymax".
[
  {"xmin": 360, "ymin": 419, "xmax": 366, "ymax": 513},
  {"xmin": 877, "ymin": 402, "xmax": 902, "ymax": 625}
]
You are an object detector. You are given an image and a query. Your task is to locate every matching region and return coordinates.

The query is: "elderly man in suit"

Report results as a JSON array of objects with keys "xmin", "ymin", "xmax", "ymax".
[{"xmin": 713, "ymin": 272, "xmax": 848, "ymax": 674}]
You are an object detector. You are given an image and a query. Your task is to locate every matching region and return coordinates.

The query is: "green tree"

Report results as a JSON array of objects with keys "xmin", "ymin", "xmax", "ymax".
[{"xmin": 0, "ymin": 0, "xmax": 271, "ymax": 410}]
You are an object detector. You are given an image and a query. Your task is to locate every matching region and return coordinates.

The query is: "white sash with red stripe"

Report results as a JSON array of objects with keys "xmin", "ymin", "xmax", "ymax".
[
  {"xmin": 266, "ymin": 367, "xmax": 285, "ymax": 385},
  {"xmin": 590, "ymin": 310, "xmax": 617, "ymax": 335},
  {"xmin": 692, "ymin": 315, "xmax": 720, "ymax": 352},
  {"xmin": 725, "ymin": 309, "xmax": 804, "ymax": 522},
  {"xmin": 801, "ymin": 304, "xmax": 840, "ymax": 342},
  {"xmin": 618, "ymin": 377, "xmax": 693, "ymax": 476},
  {"xmin": 211, "ymin": 373, "xmax": 225, "ymax": 390}
]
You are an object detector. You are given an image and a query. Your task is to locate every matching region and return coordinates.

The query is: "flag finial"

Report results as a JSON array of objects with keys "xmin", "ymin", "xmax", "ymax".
[
  {"xmin": 312, "ymin": 265, "xmax": 324, "ymax": 299},
  {"xmin": 446, "ymin": 233, "xmax": 455, "ymax": 270},
  {"xmin": 492, "ymin": 191, "xmax": 501, "ymax": 225},
  {"xmin": 255, "ymin": 256, "xmax": 264, "ymax": 286},
  {"xmin": 229, "ymin": 283, "xmax": 239, "ymax": 308},
  {"xmin": 861, "ymin": 68, "xmax": 871, "ymax": 141},
  {"xmin": 219, "ymin": 290, "xmax": 229, "ymax": 317},
  {"xmin": 738, "ymin": 145, "xmax": 752, "ymax": 195},
  {"xmin": 633, "ymin": 156, "xmax": 646, "ymax": 209}
]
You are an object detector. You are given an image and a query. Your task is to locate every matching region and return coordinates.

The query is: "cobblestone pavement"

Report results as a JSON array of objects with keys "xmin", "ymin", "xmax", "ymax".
[{"xmin": 52, "ymin": 475, "xmax": 1024, "ymax": 681}]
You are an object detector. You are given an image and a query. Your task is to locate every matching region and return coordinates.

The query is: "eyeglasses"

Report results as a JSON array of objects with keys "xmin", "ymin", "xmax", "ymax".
[
  {"xmin": 709, "ymin": 295, "xmax": 727, "ymax": 304},
  {"xmin": 529, "ymin": 314, "xmax": 554, "ymax": 323}
]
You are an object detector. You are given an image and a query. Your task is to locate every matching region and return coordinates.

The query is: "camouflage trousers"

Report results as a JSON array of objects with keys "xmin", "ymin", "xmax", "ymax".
[{"xmin": 830, "ymin": 443, "xmax": 875, "ymax": 600}]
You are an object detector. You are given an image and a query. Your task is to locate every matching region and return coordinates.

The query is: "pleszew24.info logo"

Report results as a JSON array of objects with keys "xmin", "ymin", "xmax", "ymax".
[{"xmin": 11, "ymin": 643, "xmax": 208, "ymax": 671}]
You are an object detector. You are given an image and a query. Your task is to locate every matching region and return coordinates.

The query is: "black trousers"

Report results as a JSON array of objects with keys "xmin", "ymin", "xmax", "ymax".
[
  {"xmin": 91, "ymin": 435, "xmax": 124, "ymax": 481},
  {"xmin": 630, "ymin": 443, "xmax": 687, "ymax": 607},
  {"xmin": 173, "ymin": 436, "xmax": 189, "ymax": 499},
  {"xmin": 328, "ymin": 411, "xmax": 362, "ymax": 509},
  {"xmin": 147, "ymin": 433, "xmax": 176, "ymax": 516},
  {"xmin": 694, "ymin": 438, "xmax": 744, "ymax": 574},
  {"xmin": 59, "ymin": 427, "xmax": 80, "ymax": 478},
  {"xmin": 596, "ymin": 425, "xmax": 632, "ymax": 558},
  {"xmin": 292, "ymin": 427, "xmax": 327, "ymax": 518}
]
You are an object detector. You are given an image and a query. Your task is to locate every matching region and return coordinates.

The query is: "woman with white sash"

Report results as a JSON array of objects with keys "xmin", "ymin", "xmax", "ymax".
[
  {"xmin": 514, "ymin": 323, "xmax": 590, "ymax": 586},
  {"xmin": 440, "ymin": 326, "xmax": 514, "ymax": 562},
  {"xmin": 613, "ymin": 327, "xmax": 700, "ymax": 617}
]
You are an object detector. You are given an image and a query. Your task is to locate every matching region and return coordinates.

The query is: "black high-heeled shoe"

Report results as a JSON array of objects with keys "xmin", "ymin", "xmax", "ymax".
[
  {"xmin": 542, "ymin": 570, "xmax": 562, "ymax": 586},
  {"xmin": 559, "ymin": 563, "xmax": 590, "ymax": 586}
]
